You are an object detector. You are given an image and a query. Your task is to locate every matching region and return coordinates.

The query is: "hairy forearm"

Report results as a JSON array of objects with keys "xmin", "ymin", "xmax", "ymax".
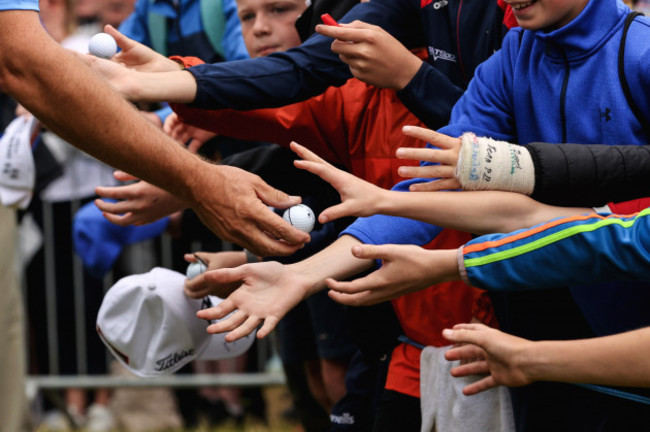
[
  {"xmin": 0, "ymin": 12, "xmax": 201, "ymax": 201},
  {"xmin": 377, "ymin": 190, "xmax": 590, "ymax": 234},
  {"xmin": 523, "ymin": 327, "xmax": 650, "ymax": 387},
  {"xmin": 288, "ymin": 235, "xmax": 374, "ymax": 296}
]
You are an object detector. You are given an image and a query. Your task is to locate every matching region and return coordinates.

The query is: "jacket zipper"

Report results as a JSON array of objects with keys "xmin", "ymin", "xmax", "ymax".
[{"xmin": 559, "ymin": 47, "xmax": 570, "ymax": 143}]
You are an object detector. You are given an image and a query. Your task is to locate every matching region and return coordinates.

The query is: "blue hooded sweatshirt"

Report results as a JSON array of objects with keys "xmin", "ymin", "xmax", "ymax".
[{"xmin": 345, "ymin": 0, "xmax": 650, "ymax": 253}]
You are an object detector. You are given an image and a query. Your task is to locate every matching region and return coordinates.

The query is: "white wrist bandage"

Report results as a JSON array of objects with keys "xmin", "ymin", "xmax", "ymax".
[{"xmin": 455, "ymin": 132, "xmax": 535, "ymax": 195}]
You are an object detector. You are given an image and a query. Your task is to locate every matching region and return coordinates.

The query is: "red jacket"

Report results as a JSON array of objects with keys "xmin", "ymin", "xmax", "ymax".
[{"xmin": 171, "ymin": 55, "xmax": 497, "ymax": 397}]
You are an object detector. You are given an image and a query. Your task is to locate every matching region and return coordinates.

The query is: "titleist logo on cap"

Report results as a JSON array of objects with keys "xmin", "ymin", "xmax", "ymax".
[{"xmin": 155, "ymin": 349, "xmax": 195, "ymax": 371}]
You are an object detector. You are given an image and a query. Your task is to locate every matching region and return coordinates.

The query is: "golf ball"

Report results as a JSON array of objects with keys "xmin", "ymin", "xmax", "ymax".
[
  {"xmin": 283, "ymin": 204, "xmax": 315, "ymax": 233},
  {"xmin": 186, "ymin": 261, "xmax": 207, "ymax": 280},
  {"xmin": 89, "ymin": 33, "xmax": 118, "ymax": 59}
]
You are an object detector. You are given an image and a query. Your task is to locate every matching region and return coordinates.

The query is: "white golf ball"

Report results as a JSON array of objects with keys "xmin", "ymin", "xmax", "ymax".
[
  {"xmin": 89, "ymin": 33, "xmax": 118, "ymax": 59},
  {"xmin": 186, "ymin": 261, "xmax": 207, "ymax": 280},
  {"xmin": 283, "ymin": 204, "xmax": 315, "ymax": 233}
]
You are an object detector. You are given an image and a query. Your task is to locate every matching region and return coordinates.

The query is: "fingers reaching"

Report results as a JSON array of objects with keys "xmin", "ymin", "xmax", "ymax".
[
  {"xmin": 198, "ymin": 297, "xmax": 236, "ymax": 322},
  {"xmin": 112, "ymin": 170, "xmax": 138, "ymax": 182},
  {"xmin": 207, "ymin": 309, "xmax": 248, "ymax": 333},
  {"xmin": 401, "ymin": 126, "xmax": 459, "ymax": 149},
  {"xmin": 327, "ymin": 286, "xmax": 382, "ymax": 306},
  {"xmin": 461, "ymin": 375, "xmax": 499, "ymax": 396},
  {"xmin": 396, "ymin": 148, "xmax": 459, "ymax": 167},
  {"xmin": 408, "ymin": 179, "xmax": 461, "ymax": 192},
  {"xmin": 104, "ymin": 25, "xmax": 132, "ymax": 52}
]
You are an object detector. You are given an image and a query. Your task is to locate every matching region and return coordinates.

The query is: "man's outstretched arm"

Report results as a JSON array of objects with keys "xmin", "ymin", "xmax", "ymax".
[{"xmin": 0, "ymin": 9, "xmax": 309, "ymax": 256}]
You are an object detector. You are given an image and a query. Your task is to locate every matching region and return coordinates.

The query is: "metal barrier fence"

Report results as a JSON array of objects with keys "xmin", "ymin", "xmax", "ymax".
[{"xmin": 20, "ymin": 199, "xmax": 284, "ymax": 407}]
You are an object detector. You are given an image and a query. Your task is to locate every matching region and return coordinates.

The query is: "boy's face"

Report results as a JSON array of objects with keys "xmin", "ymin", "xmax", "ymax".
[
  {"xmin": 507, "ymin": 0, "xmax": 589, "ymax": 30},
  {"xmin": 236, "ymin": 0, "xmax": 307, "ymax": 58},
  {"xmin": 98, "ymin": 0, "xmax": 137, "ymax": 27}
]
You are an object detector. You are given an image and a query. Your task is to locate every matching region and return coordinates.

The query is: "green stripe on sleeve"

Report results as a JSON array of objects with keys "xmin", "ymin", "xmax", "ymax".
[{"xmin": 465, "ymin": 209, "xmax": 650, "ymax": 268}]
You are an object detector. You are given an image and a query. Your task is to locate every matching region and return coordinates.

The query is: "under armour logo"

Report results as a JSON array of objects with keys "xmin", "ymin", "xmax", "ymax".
[{"xmin": 599, "ymin": 108, "xmax": 612, "ymax": 122}]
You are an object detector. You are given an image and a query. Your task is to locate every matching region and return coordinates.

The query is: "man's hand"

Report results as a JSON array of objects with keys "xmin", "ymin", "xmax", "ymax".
[
  {"xmin": 327, "ymin": 244, "xmax": 460, "ymax": 306},
  {"xmin": 443, "ymin": 323, "xmax": 534, "ymax": 395},
  {"xmin": 196, "ymin": 261, "xmax": 311, "ymax": 341},
  {"xmin": 396, "ymin": 126, "xmax": 462, "ymax": 191},
  {"xmin": 94, "ymin": 171, "xmax": 186, "ymax": 226},
  {"xmin": 104, "ymin": 25, "xmax": 183, "ymax": 72},
  {"xmin": 315, "ymin": 21, "xmax": 423, "ymax": 90},
  {"xmin": 184, "ymin": 251, "xmax": 247, "ymax": 299},
  {"xmin": 291, "ymin": 141, "xmax": 389, "ymax": 223},
  {"xmin": 188, "ymin": 163, "xmax": 310, "ymax": 257}
]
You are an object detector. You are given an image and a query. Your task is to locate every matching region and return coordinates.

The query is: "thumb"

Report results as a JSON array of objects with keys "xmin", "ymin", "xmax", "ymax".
[
  {"xmin": 256, "ymin": 183, "xmax": 301, "ymax": 209},
  {"xmin": 104, "ymin": 25, "xmax": 135, "ymax": 51},
  {"xmin": 349, "ymin": 244, "xmax": 391, "ymax": 261},
  {"xmin": 319, "ymin": 202, "xmax": 358, "ymax": 223},
  {"xmin": 113, "ymin": 170, "xmax": 138, "ymax": 182}
]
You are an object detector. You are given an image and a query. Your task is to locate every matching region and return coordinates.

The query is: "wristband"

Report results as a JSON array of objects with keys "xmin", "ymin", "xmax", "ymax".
[
  {"xmin": 455, "ymin": 132, "xmax": 535, "ymax": 195},
  {"xmin": 457, "ymin": 246, "xmax": 470, "ymax": 286}
]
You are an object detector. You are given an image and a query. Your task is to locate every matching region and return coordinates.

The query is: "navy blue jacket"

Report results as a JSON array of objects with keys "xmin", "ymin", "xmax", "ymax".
[{"xmin": 188, "ymin": 0, "xmax": 507, "ymax": 129}]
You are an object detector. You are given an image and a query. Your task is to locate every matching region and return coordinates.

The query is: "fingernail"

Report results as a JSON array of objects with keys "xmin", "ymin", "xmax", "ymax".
[
  {"xmin": 397, "ymin": 166, "xmax": 406, "ymax": 174},
  {"xmin": 442, "ymin": 329, "xmax": 454, "ymax": 338},
  {"xmin": 320, "ymin": 215, "xmax": 329, "ymax": 223}
]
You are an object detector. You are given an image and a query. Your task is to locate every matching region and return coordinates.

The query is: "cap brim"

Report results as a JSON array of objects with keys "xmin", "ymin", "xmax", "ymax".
[
  {"xmin": 200, "ymin": 329, "xmax": 256, "ymax": 360},
  {"xmin": 197, "ymin": 296, "xmax": 256, "ymax": 360}
]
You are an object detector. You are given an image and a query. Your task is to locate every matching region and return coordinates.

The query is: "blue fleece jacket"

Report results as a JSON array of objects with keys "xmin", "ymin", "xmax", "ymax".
[{"xmin": 345, "ymin": 0, "xmax": 650, "ymax": 248}]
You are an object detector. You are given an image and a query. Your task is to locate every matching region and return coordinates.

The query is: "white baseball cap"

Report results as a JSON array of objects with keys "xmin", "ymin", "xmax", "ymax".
[
  {"xmin": 0, "ymin": 116, "xmax": 36, "ymax": 209},
  {"xmin": 97, "ymin": 267, "xmax": 254, "ymax": 377}
]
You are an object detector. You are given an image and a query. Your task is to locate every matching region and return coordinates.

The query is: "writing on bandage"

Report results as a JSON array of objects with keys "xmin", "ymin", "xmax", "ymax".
[{"xmin": 455, "ymin": 133, "xmax": 534, "ymax": 195}]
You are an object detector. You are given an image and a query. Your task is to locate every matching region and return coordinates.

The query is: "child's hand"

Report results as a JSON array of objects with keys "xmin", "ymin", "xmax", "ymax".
[
  {"xmin": 183, "ymin": 251, "xmax": 247, "ymax": 299},
  {"xmin": 315, "ymin": 21, "xmax": 423, "ymax": 90},
  {"xmin": 80, "ymin": 51, "xmax": 139, "ymax": 100},
  {"xmin": 94, "ymin": 171, "xmax": 186, "ymax": 226},
  {"xmin": 443, "ymin": 323, "xmax": 534, "ymax": 395},
  {"xmin": 327, "ymin": 245, "xmax": 459, "ymax": 306},
  {"xmin": 105, "ymin": 25, "xmax": 182, "ymax": 73},
  {"xmin": 163, "ymin": 112, "xmax": 217, "ymax": 154},
  {"xmin": 196, "ymin": 261, "xmax": 311, "ymax": 341},
  {"xmin": 396, "ymin": 126, "xmax": 462, "ymax": 191},
  {"xmin": 291, "ymin": 141, "xmax": 390, "ymax": 223}
]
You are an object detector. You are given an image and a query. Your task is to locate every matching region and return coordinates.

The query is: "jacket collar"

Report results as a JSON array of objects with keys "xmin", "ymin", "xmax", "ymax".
[{"xmin": 533, "ymin": 0, "xmax": 628, "ymax": 61}]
